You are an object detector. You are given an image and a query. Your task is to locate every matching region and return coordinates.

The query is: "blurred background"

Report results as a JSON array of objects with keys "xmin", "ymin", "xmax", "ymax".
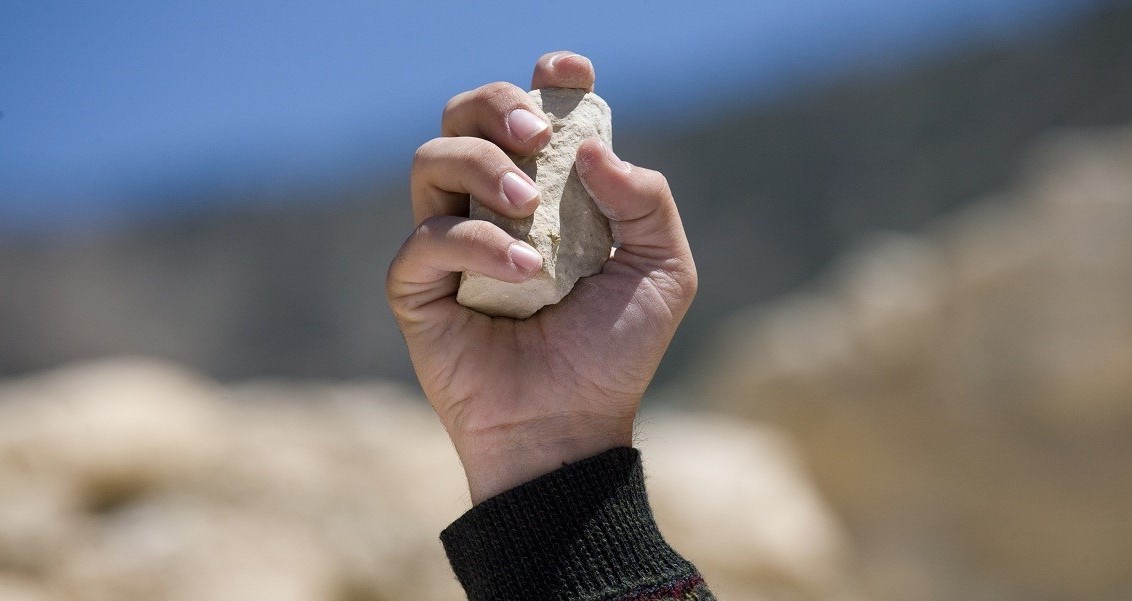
[{"xmin": 2, "ymin": 1, "xmax": 1131, "ymax": 599}]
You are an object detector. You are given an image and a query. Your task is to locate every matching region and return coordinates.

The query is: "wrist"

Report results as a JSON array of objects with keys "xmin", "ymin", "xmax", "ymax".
[{"xmin": 453, "ymin": 419, "xmax": 633, "ymax": 505}]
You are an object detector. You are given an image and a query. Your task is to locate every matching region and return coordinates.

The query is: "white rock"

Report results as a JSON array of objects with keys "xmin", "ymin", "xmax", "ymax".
[
  {"xmin": 0, "ymin": 359, "xmax": 859, "ymax": 601},
  {"xmin": 640, "ymin": 413, "xmax": 858, "ymax": 601},
  {"xmin": 457, "ymin": 88, "xmax": 613, "ymax": 318}
]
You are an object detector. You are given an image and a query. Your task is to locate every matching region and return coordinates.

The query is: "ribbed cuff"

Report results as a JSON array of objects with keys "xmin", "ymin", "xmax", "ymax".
[{"xmin": 440, "ymin": 447, "xmax": 703, "ymax": 601}]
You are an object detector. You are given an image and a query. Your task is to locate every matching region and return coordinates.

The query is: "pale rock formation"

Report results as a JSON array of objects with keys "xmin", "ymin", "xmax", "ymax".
[
  {"xmin": 0, "ymin": 359, "xmax": 859, "ymax": 601},
  {"xmin": 640, "ymin": 415, "xmax": 858, "ymax": 601},
  {"xmin": 458, "ymin": 88, "xmax": 614, "ymax": 318},
  {"xmin": 705, "ymin": 127, "xmax": 1132, "ymax": 601}
]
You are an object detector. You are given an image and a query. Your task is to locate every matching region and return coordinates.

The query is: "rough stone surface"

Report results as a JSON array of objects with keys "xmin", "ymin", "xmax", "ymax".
[
  {"xmin": 706, "ymin": 127, "xmax": 1132, "ymax": 601},
  {"xmin": 457, "ymin": 88, "xmax": 614, "ymax": 319},
  {"xmin": 0, "ymin": 358, "xmax": 859, "ymax": 601}
]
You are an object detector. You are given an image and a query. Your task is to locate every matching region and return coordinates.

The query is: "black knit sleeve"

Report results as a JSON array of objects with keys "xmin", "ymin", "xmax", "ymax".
[{"xmin": 440, "ymin": 447, "xmax": 715, "ymax": 601}]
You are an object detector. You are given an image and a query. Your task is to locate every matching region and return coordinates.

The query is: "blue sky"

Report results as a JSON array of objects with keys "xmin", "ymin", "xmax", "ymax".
[{"xmin": 0, "ymin": 0, "xmax": 1098, "ymax": 230}]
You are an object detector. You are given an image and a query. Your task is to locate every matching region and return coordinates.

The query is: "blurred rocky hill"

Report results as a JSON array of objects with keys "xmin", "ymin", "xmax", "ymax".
[
  {"xmin": 2, "ymin": 2, "xmax": 1131, "ymax": 383},
  {"xmin": 0, "ymin": 359, "xmax": 859, "ymax": 601},
  {"xmin": 702, "ymin": 126, "xmax": 1132, "ymax": 600},
  {"xmin": 3, "ymin": 123, "xmax": 1128, "ymax": 600}
]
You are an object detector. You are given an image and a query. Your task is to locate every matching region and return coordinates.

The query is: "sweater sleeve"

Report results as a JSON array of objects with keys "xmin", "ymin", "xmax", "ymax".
[{"xmin": 440, "ymin": 447, "xmax": 715, "ymax": 601}]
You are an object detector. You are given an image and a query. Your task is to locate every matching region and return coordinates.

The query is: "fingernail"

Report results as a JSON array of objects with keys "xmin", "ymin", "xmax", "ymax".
[
  {"xmin": 502, "ymin": 171, "xmax": 538, "ymax": 207},
  {"xmin": 507, "ymin": 108, "xmax": 549, "ymax": 142},
  {"xmin": 548, "ymin": 52, "xmax": 577, "ymax": 67},
  {"xmin": 558, "ymin": 54, "xmax": 592, "ymax": 72},
  {"xmin": 509, "ymin": 242, "xmax": 543, "ymax": 272}
]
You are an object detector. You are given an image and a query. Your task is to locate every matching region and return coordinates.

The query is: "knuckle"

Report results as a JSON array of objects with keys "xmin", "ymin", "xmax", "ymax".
[
  {"xmin": 477, "ymin": 81, "xmax": 521, "ymax": 105},
  {"xmin": 656, "ymin": 256, "xmax": 699, "ymax": 312},
  {"xmin": 440, "ymin": 91, "xmax": 469, "ymax": 134},
  {"xmin": 385, "ymin": 236, "xmax": 416, "ymax": 291},
  {"xmin": 472, "ymin": 139, "xmax": 503, "ymax": 165},
  {"xmin": 453, "ymin": 139, "xmax": 484, "ymax": 171},
  {"xmin": 441, "ymin": 96, "xmax": 457, "ymax": 121},
  {"xmin": 411, "ymin": 139, "xmax": 438, "ymax": 170},
  {"xmin": 412, "ymin": 218, "xmax": 441, "ymax": 244},
  {"xmin": 463, "ymin": 222, "xmax": 511, "ymax": 262},
  {"xmin": 681, "ymin": 259, "xmax": 699, "ymax": 299},
  {"xmin": 456, "ymin": 138, "xmax": 505, "ymax": 174},
  {"xmin": 644, "ymin": 170, "xmax": 672, "ymax": 199},
  {"xmin": 462, "ymin": 221, "xmax": 495, "ymax": 249},
  {"xmin": 385, "ymin": 256, "xmax": 404, "ymax": 294},
  {"xmin": 672, "ymin": 245, "xmax": 699, "ymax": 300}
]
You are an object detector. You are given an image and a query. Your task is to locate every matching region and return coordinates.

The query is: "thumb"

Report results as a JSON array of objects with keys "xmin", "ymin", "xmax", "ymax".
[{"xmin": 576, "ymin": 138, "xmax": 697, "ymax": 310}]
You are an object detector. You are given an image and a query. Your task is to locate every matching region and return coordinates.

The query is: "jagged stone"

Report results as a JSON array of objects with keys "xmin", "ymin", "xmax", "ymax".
[{"xmin": 457, "ymin": 88, "xmax": 613, "ymax": 319}]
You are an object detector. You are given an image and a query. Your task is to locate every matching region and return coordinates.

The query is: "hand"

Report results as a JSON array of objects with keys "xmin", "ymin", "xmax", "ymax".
[{"xmin": 387, "ymin": 51, "xmax": 697, "ymax": 504}]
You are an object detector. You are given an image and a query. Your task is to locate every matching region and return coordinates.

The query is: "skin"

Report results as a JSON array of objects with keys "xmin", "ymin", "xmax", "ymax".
[{"xmin": 387, "ymin": 51, "xmax": 697, "ymax": 504}]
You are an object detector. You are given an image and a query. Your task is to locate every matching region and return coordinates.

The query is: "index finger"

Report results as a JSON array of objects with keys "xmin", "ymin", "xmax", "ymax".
[{"xmin": 531, "ymin": 51, "xmax": 595, "ymax": 91}]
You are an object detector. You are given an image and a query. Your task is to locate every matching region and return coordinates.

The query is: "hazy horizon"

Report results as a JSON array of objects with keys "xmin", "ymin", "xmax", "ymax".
[{"xmin": 0, "ymin": 0, "xmax": 1102, "ymax": 231}]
